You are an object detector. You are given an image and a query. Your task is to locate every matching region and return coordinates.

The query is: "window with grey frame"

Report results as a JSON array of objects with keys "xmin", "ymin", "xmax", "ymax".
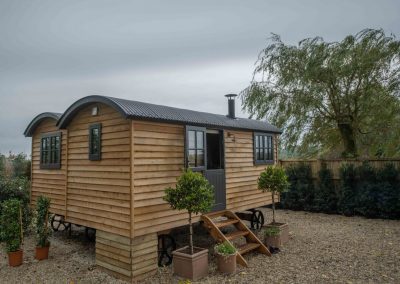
[
  {"xmin": 40, "ymin": 132, "xmax": 61, "ymax": 169},
  {"xmin": 254, "ymin": 133, "xmax": 274, "ymax": 165},
  {"xmin": 186, "ymin": 126, "xmax": 206, "ymax": 170},
  {"xmin": 89, "ymin": 123, "xmax": 102, "ymax": 161}
]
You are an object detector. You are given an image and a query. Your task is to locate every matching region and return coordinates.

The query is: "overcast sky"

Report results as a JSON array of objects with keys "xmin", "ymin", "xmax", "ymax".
[{"xmin": 0, "ymin": 0, "xmax": 399, "ymax": 154}]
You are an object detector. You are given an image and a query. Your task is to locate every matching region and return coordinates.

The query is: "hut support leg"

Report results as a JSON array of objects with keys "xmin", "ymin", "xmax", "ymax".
[{"xmin": 95, "ymin": 230, "xmax": 158, "ymax": 283}]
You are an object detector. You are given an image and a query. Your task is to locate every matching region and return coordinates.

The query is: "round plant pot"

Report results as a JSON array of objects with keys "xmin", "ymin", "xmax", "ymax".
[
  {"xmin": 8, "ymin": 250, "xmax": 23, "ymax": 267},
  {"xmin": 35, "ymin": 245, "xmax": 50, "ymax": 260},
  {"xmin": 216, "ymin": 252, "xmax": 237, "ymax": 274}
]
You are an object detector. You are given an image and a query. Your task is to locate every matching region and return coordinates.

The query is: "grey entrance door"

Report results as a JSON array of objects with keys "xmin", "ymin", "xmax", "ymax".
[{"xmin": 185, "ymin": 127, "xmax": 226, "ymax": 212}]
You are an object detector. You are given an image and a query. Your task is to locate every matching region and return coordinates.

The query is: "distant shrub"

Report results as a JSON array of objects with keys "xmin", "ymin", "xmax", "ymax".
[
  {"xmin": 281, "ymin": 163, "xmax": 314, "ymax": 210},
  {"xmin": 337, "ymin": 164, "xmax": 358, "ymax": 216},
  {"xmin": 312, "ymin": 163, "xmax": 337, "ymax": 213},
  {"xmin": 281, "ymin": 161, "xmax": 400, "ymax": 220},
  {"xmin": 0, "ymin": 176, "xmax": 31, "ymax": 237}
]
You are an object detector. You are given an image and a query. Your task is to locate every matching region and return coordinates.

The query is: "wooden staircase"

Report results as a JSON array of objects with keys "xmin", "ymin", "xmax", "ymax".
[{"xmin": 201, "ymin": 210, "xmax": 271, "ymax": 267}]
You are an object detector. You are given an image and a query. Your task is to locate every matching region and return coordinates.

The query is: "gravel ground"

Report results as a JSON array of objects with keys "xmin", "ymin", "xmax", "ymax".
[{"xmin": 1, "ymin": 209, "xmax": 399, "ymax": 283}]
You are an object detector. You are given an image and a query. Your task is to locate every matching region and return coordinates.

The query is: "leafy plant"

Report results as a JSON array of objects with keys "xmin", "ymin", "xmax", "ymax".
[
  {"xmin": 35, "ymin": 196, "xmax": 51, "ymax": 248},
  {"xmin": 264, "ymin": 226, "xmax": 280, "ymax": 237},
  {"xmin": 214, "ymin": 241, "xmax": 236, "ymax": 256},
  {"xmin": 258, "ymin": 165, "xmax": 290, "ymax": 223},
  {"xmin": 0, "ymin": 199, "xmax": 23, "ymax": 253},
  {"xmin": 313, "ymin": 163, "xmax": 338, "ymax": 213},
  {"xmin": 0, "ymin": 176, "xmax": 31, "ymax": 233},
  {"xmin": 241, "ymin": 29, "xmax": 400, "ymax": 158},
  {"xmin": 164, "ymin": 169, "xmax": 214, "ymax": 255},
  {"xmin": 338, "ymin": 164, "xmax": 358, "ymax": 216},
  {"xmin": 281, "ymin": 163, "xmax": 314, "ymax": 211}
]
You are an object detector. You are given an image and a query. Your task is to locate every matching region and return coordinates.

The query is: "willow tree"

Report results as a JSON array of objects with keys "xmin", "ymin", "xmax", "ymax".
[{"xmin": 241, "ymin": 29, "xmax": 400, "ymax": 157}]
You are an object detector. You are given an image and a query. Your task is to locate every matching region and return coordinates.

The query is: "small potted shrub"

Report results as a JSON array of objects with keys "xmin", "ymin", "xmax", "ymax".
[
  {"xmin": 0, "ymin": 199, "xmax": 24, "ymax": 267},
  {"xmin": 264, "ymin": 226, "xmax": 281, "ymax": 252},
  {"xmin": 35, "ymin": 195, "xmax": 51, "ymax": 260},
  {"xmin": 214, "ymin": 241, "xmax": 237, "ymax": 274},
  {"xmin": 164, "ymin": 169, "xmax": 214, "ymax": 281},
  {"xmin": 258, "ymin": 165, "xmax": 290, "ymax": 246}
]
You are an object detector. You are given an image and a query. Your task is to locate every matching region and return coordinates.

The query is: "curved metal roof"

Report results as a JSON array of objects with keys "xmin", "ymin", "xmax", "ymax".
[
  {"xmin": 56, "ymin": 95, "xmax": 282, "ymax": 133},
  {"xmin": 24, "ymin": 112, "xmax": 62, "ymax": 137}
]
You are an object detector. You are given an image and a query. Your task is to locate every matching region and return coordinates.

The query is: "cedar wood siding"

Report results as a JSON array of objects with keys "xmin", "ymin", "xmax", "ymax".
[
  {"xmin": 131, "ymin": 121, "xmax": 277, "ymax": 237},
  {"xmin": 31, "ymin": 118, "xmax": 67, "ymax": 215},
  {"xmin": 65, "ymin": 103, "xmax": 132, "ymax": 237},
  {"xmin": 132, "ymin": 121, "xmax": 186, "ymax": 236},
  {"xmin": 225, "ymin": 130, "xmax": 277, "ymax": 212}
]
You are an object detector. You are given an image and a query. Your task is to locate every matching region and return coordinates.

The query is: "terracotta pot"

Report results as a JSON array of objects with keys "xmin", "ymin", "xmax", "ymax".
[
  {"xmin": 264, "ymin": 222, "xmax": 289, "ymax": 248},
  {"xmin": 172, "ymin": 246, "xmax": 209, "ymax": 281},
  {"xmin": 8, "ymin": 250, "xmax": 23, "ymax": 267},
  {"xmin": 216, "ymin": 252, "xmax": 237, "ymax": 274},
  {"xmin": 35, "ymin": 245, "xmax": 50, "ymax": 260},
  {"xmin": 265, "ymin": 235, "xmax": 282, "ymax": 249}
]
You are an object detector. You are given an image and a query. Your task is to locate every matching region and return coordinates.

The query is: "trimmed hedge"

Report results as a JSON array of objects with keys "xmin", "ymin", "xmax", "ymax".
[{"xmin": 280, "ymin": 162, "xmax": 400, "ymax": 219}]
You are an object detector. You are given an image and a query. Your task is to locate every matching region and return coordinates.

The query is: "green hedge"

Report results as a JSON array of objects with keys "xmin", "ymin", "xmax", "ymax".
[
  {"xmin": 280, "ymin": 162, "xmax": 400, "ymax": 219},
  {"xmin": 0, "ymin": 176, "xmax": 31, "ymax": 241}
]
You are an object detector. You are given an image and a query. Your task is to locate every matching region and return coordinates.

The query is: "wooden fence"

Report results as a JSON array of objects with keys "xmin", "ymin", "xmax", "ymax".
[{"xmin": 279, "ymin": 158, "xmax": 400, "ymax": 180}]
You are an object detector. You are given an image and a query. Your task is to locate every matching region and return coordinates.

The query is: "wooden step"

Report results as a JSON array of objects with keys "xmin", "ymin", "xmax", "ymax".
[
  {"xmin": 238, "ymin": 243, "xmax": 260, "ymax": 255},
  {"xmin": 215, "ymin": 219, "xmax": 239, "ymax": 228},
  {"xmin": 225, "ymin": 230, "xmax": 249, "ymax": 241}
]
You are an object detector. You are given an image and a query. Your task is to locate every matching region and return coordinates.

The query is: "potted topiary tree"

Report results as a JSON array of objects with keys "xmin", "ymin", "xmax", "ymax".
[
  {"xmin": 35, "ymin": 195, "xmax": 51, "ymax": 260},
  {"xmin": 258, "ymin": 165, "xmax": 290, "ymax": 248},
  {"xmin": 214, "ymin": 241, "xmax": 237, "ymax": 274},
  {"xmin": 164, "ymin": 169, "xmax": 214, "ymax": 281},
  {"xmin": 0, "ymin": 199, "xmax": 24, "ymax": 267}
]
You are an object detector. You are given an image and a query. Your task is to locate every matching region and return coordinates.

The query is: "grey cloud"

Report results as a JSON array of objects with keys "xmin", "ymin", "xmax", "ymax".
[{"xmin": 0, "ymin": 0, "xmax": 399, "ymax": 153}]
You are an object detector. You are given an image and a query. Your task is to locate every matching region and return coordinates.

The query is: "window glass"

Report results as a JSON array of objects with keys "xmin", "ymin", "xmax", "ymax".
[
  {"xmin": 186, "ymin": 127, "xmax": 205, "ymax": 169},
  {"xmin": 188, "ymin": 131, "xmax": 196, "ymax": 149},
  {"xmin": 254, "ymin": 133, "xmax": 274, "ymax": 164},
  {"xmin": 89, "ymin": 124, "xmax": 101, "ymax": 160},
  {"xmin": 40, "ymin": 133, "xmax": 61, "ymax": 169}
]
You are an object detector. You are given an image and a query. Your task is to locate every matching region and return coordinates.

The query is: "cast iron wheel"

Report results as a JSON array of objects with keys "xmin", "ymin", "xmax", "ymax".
[
  {"xmin": 51, "ymin": 214, "xmax": 71, "ymax": 232},
  {"xmin": 157, "ymin": 234, "xmax": 176, "ymax": 267},
  {"xmin": 250, "ymin": 210, "xmax": 264, "ymax": 230},
  {"xmin": 85, "ymin": 227, "xmax": 96, "ymax": 242}
]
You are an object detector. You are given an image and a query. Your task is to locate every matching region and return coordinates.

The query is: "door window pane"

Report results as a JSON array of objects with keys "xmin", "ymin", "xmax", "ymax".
[
  {"xmin": 188, "ymin": 131, "xmax": 196, "ymax": 149},
  {"xmin": 196, "ymin": 131, "xmax": 204, "ymax": 149}
]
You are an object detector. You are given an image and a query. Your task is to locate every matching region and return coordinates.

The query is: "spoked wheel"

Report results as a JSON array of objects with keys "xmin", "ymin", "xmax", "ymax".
[
  {"xmin": 250, "ymin": 210, "xmax": 264, "ymax": 230},
  {"xmin": 51, "ymin": 214, "xmax": 71, "ymax": 232},
  {"xmin": 158, "ymin": 234, "xmax": 176, "ymax": 267},
  {"xmin": 85, "ymin": 227, "xmax": 96, "ymax": 242}
]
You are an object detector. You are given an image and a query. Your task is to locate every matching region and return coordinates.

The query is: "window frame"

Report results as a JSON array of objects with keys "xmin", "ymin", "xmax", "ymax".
[
  {"xmin": 89, "ymin": 123, "xmax": 102, "ymax": 161},
  {"xmin": 40, "ymin": 132, "xmax": 62, "ymax": 170},
  {"xmin": 185, "ymin": 125, "xmax": 207, "ymax": 171},
  {"xmin": 253, "ymin": 132, "xmax": 274, "ymax": 165}
]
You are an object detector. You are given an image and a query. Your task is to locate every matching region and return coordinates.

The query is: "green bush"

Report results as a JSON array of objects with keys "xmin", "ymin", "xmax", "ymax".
[
  {"xmin": 214, "ymin": 241, "xmax": 236, "ymax": 256},
  {"xmin": 338, "ymin": 164, "xmax": 358, "ymax": 216},
  {"xmin": 281, "ymin": 163, "xmax": 314, "ymax": 210},
  {"xmin": 0, "ymin": 176, "xmax": 31, "ymax": 234},
  {"xmin": 281, "ymin": 161, "xmax": 400, "ymax": 219},
  {"xmin": 35, "ymin": 196, "xmax": 51, "ymax": 248},
  {"xmin": 264, "ymin": 226, "xmax": 280, "ymax": 237},
  {"xmin": 164, "ymin": 169, "xmax": 214, "ymax": 254},
  {"xmin": 0, "ymin": 199, "xmax": 22, "ymax": 253},
  {"xmin": 312, "ymin": 163, "xmax": 338, "ymax": 213}
]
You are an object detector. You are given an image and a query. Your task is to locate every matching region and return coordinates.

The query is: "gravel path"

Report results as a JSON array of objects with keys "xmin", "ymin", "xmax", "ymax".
[{"xmin": 1, "ymin": 209, "xmax": 399, "ymax": 283}]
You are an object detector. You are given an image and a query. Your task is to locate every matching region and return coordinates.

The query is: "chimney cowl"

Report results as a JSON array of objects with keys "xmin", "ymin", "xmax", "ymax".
[{"xmin": 225, "ymin": 94, "xmax": 237, "ymax": 119}]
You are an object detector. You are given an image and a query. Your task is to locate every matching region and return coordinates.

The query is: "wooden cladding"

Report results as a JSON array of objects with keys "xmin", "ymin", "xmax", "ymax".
[
  {"xmin": 96, "ymin": 230, "xmax": 157, "ymax": 282},
  {"xmin": 31, "ymin": 118, "xmax": 67, "ymax": 216},
  {"xmin": 224, "ymin": 130, "xmax": 278, "ymax": 212},
  {"xmin": 66, "ymin": 104, "xmax": 131, "ymax": 237},
  {"xmin": 132, "ymin": 121, "xmax": 191, "ymax": 236}
]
